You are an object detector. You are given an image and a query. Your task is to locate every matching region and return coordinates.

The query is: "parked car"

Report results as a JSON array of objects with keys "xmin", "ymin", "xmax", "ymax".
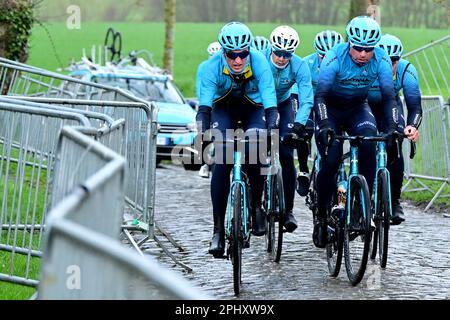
[{"xmin": 66, "ymin": 38, "xmax": 200, "ymax": 170}]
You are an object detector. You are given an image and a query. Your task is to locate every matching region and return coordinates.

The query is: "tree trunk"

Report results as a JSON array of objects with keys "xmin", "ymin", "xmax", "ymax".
[
  {"xmin": 348, "ymin": 0, "xmax": 369, "ymax": 21},
  {"xmin": 163, "ymin": 0, "xmax": 175, "ymax": 75}
]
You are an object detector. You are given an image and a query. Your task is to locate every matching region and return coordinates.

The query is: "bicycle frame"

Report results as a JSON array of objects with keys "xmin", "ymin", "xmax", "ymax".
[
  {"xmin": 345, "ymin": 140, "xmax": 369, "ymax": 225},
  {"xmin": 226, "ymin": 141, "xmax": 250, "ymax": 238},
  {"xmin": 373, "ymin": 141, "xmax": 393, "ymax": 218}
]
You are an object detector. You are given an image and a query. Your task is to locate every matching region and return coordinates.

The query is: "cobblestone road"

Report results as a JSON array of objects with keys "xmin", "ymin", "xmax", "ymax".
[{"xmin": 148, "ymin": 164, "xmax": 450, "ymax": 300}]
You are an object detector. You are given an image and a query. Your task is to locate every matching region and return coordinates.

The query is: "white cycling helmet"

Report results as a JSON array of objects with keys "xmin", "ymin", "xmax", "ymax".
[
  {"xmin": 207, "ymin": 41, "xmax": 222, "ymax": 57},
  {"xmin": 314, "ymin": 30, "xmax": 344, "ymax": 56},
  {"xmin": 270, "ymin": 25, "xmax": 299, "ymax": 52}
]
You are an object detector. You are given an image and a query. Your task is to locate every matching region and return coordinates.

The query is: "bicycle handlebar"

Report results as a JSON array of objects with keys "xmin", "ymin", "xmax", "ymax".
[{"xmin": 334, "ymin": 132, "xmax": 416, "ymax": 159}]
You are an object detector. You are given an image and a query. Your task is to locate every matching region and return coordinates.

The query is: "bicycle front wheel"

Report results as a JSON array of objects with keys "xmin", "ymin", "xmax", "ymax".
[
  {"xmin": 376, "ymin": 170, "xmax": 390, "ymax": 268},
  {"xmin": 231, "ymin": 184, "xmax": 244, "ymax": 295},
  {"xmin": 344, "ymin": 175, "xmax": 372, "ymax": 286},
  {"xmin": 268, "ymin": 172, "xmax": 284, "ymax": 262}
]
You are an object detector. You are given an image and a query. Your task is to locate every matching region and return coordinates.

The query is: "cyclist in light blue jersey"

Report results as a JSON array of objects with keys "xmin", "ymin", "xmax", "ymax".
[
  {"xmin": 297, "ymin": 30, "xmax": 344, "ymax": 196},
  {"xmin": 313, "ymin": 16, "xmax": 399, "ymax": 248},
  {"xmin": 196, "ymin": 42, "xmax": 222, "ymax": 178},
  {"xmin": 261, "ymin": 25, "xmax": 314, "ymax": 232},
  {"xmin": 368, "ymin": 34, "xmax": 422, "ymax": 225},
  {"xmin": 196, "ymin": 22, "xmax": 279, "ymax": 257},
  {"xmin": 252, "ymin": 35, "xmax": 271, "ymax": 51}
]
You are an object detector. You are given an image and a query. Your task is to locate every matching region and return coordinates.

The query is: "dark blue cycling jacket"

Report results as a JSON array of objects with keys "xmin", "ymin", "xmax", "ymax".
[
  {"xmin": 314, "ymin": 43, "xmax": 396, "ymax": 127},
  {"xmin": 368, "ymin": 58, "xmax": 422, "ymax": 126},
  {"xmin": 262, "ymin": 49, "xmax": 314, "ymax": 125}
]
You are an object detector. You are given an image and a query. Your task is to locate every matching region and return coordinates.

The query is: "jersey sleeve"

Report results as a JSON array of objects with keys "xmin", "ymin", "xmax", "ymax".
[{"xmin": 294, "ymin": 61, "xmax": 314, "ymax": 124}]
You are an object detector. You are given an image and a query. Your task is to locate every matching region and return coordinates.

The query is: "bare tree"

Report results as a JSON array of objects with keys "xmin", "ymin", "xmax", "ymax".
[{"xmin": 163, "ymin": 0, "xmax": 175, "ymax": 74}]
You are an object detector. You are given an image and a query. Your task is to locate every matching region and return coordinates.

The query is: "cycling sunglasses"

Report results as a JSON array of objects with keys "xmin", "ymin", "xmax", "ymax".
[
  {"xmin": 273, "ymin": 50, "xmax": 293, "ymax": 58},
  {"xmin": 390, "ymin": 56, "xmax": 401, "ymax": 62},
  {"xmin": 225, "ymin": 50, "xmax": 250, "ymax": 60},
  {"xmin": 350, "ymin": 44, "xmax": 375, "ymax": 52}
]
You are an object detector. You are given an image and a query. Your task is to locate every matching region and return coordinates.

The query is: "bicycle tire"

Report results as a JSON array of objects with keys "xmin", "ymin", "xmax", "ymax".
[
  {"xmin": 231, "ymin": 184, "xmax": 243, "ymax": 295},
  {"xmin": 269, "ymin": 172, "xmax": 284, "ymax": 262},
  {"xmin": 377, "ymin": 170, "xmax": 390, "ymax": 268},
  {"xmin": 344, "ymin": 174, "xmax": 372, "ymax": 286},
  {"xmin": 326, "ymin": 205, "xmax": 344, "ymax": 277}
]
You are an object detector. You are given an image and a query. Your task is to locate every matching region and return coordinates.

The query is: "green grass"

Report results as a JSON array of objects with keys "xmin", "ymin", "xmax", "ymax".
[
  {"xmin": 0, "ymin": 145, "xmax": 48, "ymax": 300},
  {"xmin": 28, "ymin": 22, "xmax": 450, "ymax": 98}
]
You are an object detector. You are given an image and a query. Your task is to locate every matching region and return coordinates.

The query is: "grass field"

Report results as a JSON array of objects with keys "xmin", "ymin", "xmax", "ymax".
[{"xmin": 28, "ymin": 22, "xmax": 450, "ymax": 98}]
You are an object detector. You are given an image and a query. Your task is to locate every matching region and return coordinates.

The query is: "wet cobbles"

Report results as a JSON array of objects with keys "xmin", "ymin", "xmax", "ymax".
[{"xmin": 148, "ymin": 164, "xmax": 450, "ymax": 300}]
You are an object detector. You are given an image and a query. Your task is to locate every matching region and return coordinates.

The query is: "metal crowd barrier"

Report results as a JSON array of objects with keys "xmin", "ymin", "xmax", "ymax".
[
  {"xmin": 403, "ymin": 35, "xmax": 450, "ymax": 99},
  {"xmin": 0, "ymin": 102, "xmax": 92, "ymax": 287},
  {"xmin": 38, "ymin": 127, "xmax": 206, "ymax": 299},
  {"xmin": 0, "ymin": 60, "xmax": 159, "ymax": 235},
  {"xmin": 402, "ymin": 96, "xmax": 450, "ymax": 211},
  {"xmin": 3, "ymin": 96, "xmax": 157, "ymax": 229}
]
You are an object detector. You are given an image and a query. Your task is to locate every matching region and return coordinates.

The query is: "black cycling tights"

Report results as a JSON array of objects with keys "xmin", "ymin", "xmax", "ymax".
[
  {"xmin": 211, "ymin": 163, "xmax": 264, "ymax": 225},
  {"xmin": 387, "ymin": 144, "xmax": 404, "ymax": 202},
  {"xmin": 280, "ymin": 143, "xmax": 296, "ymax": 212}
]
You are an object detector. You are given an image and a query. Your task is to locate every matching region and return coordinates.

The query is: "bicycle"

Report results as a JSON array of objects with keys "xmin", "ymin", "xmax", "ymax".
[
  {"xmin": 263, "ymin": 132, "xmax": 285, "ymax": 262},
  {"xmin": 224, "ymin": 124, "xmax": 254, "ymax": 295},
  {"xmin": 325, "ymin": 135, "xmax": 373, "ymax": 286},
  {"xmin": 370, "ymin": 134, "xmax": 416, "ymax": 268}
]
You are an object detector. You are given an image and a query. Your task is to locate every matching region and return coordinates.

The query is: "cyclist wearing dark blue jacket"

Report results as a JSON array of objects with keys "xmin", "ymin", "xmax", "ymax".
[
  {"xmin": 313, "ymin": 16, "xmax": 398, "ymax": 248},
  {"xmin": 262, "ymin": 25, "xmax": 314, "ymax": 232},
  {"xmin": 298, "ymin": 30, "xmax": 344, "ymax": 196},
  {"xmin": 196, "ymin": 22, "xmax": 279, "ymax": 257},
  {"xmin": 368, "ymin": 34, "xmax": 422, "ymax": 225}
]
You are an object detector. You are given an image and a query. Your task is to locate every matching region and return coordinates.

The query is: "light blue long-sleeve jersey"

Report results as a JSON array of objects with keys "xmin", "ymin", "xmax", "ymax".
[
  {"xmin": 262, "ymin": 49, "xmax": 314, "ymax": 125},
  {"xmin": 197, "ymin": 49, "xmax": 277, "ymax": 109},
  {"xmin": 367, "ymin": 58, "xmax": 422, "ymax": 126},
  {"xmin": 304, "ymin": 52, "xmax": 321, "ymax": 94},
  {"xmin": 315, "ymin": 43, "xmax": 396, "ymax": 126},
  {"xmin": 195, "ymin": 60, "xmax": 207, "ymax": 98}
]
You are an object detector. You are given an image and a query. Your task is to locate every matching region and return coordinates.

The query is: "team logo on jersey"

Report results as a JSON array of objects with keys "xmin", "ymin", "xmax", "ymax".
[
  {"xmin": 288, "ymin": 123, "xmax": 294, "ymax": 128},
  {"xmin": 212, "ymin": 122, "xmax": 219, "ymax": 128}
]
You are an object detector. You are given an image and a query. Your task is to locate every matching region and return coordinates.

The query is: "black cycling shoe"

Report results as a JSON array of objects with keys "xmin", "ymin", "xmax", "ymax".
[
  {"xmin": 313, "ymin": 220, "xmax": 327, "ymax": 248},
  {"xmin": 252, "ymin": 204, "xmax": 267, "ymax": 236},
  {"xmin": 283, "ymin": 210, "xmax": 298, "ymax": 233},
  {"xmin": 296, "ymin": 172, "xmax": 310, "ymax": 197},
  {"xmin": 390, "ymin": 200, "xmax": 405, "ymax": 225},
  {"xmin": 208, "ymin": 231, "xmax": 225, "ymax": 258}
]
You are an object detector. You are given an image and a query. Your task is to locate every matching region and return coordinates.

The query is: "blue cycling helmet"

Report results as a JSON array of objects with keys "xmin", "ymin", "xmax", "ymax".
[
  {"xmin": 313, "ymin": 30, "xmax": 344, "ymax": 55},
  {"xmin": 252, "ymin": 36, "xmax": 271, "ymax": 51},
  {"xmin": 377, "ymin": 34, "xmax": 403, "ymax": 57},
  {"xmin": 218, "ymin": 22, "xmax": 253, "ymax": 51},
  {"xmin": 346, "ymin": 16, "xmax": 381, "ymax": 47}
]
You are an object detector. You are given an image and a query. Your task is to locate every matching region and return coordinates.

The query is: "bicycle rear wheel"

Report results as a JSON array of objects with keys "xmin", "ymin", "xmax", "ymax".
[
  {"xmin": 344, "ymin": 175, "xmax": 372, "ymax": 286},
  {"xmin": 268, "ymin": 172, "xmax": 284, "ymax": 262},
  {"xmin": 231, "ymin": 184, "xmax": 244, "ymax": 295},
  {"xmin": 326, "ymin": 205, "xmax": 344, "ymax": 277}
]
